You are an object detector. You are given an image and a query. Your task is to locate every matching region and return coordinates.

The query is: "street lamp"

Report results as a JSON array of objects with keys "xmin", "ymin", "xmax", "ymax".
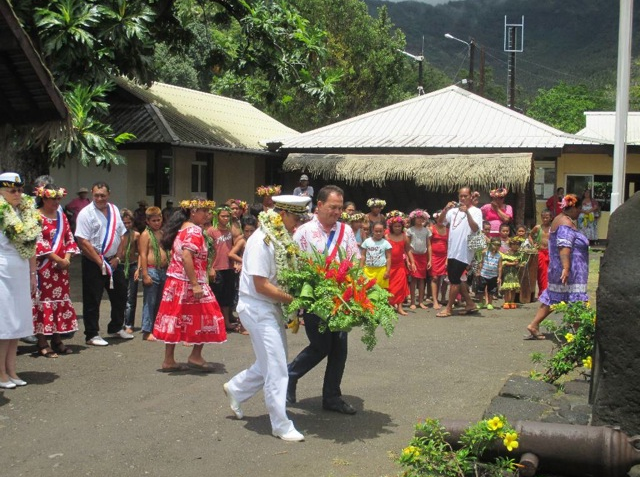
[
  {"xmin": 397, "ymin": 49, "xmax": 425, "ymax": 95},
  {"xmin": 444, "ymin": 33, "xmax": 475, "ymax": 92}
]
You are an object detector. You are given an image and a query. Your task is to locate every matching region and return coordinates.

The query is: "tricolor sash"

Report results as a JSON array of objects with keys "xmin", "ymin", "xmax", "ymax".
[
  {"xmin": 325, "ymin": 221, "xmax": 346, "ymax": 262},
  {"xmin": 100, "ymin": 203, "xmax": 119, "ymax": 288},
  {"xmin": 37, "ymin": 208, "xmax": 64, "ymax": 271}
]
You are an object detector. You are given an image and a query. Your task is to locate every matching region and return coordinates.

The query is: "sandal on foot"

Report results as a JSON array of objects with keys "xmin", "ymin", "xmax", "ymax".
[
  {"xmin": 418, "ymin": 303, "xmax": 428, "ymax": 310},
  {"xmin": 37, "ymin": 346, "xmax": 58, "ymax": 358},
  {"xmin": 523, "ymin": 333, "xmax": 546, "ymax": 340},
  {"xmin": 409, "ymin": 304, "xmax": 417, "ymax": 310},
  {"xmin": 51, "ymin": 342, "xmax": 72, "ymax": 355},
  {"xmin": 435, "ymin": 310, "xmax": 452, "ymax": 318},
  {"xmin": 160, "ymin": 363, "xmax": 190, "ymax": 372}
]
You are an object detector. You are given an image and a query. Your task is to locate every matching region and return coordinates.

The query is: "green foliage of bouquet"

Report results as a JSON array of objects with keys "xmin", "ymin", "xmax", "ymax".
[
  {"xmin": 398, "ymin": 416, "xmax": 519, "ymax": 476},
  {"xmin": 530, "ymin": 301, "xmax": 595, "ymax": 383},
  {"xmin": 281, "ymin": 248, "xmax": 397, "ymax": 351}
]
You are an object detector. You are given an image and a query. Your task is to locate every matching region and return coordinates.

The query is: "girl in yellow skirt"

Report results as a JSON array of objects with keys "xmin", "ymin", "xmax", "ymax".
[{"xmin": 360, "ymin": 222, "xmax": 392, "ymax": 289}]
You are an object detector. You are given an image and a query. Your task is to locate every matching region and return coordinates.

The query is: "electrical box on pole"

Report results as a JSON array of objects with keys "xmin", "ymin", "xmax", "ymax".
[{"xmin": 504, "ymin": 16, "xmax": 524, "ymax": 110}]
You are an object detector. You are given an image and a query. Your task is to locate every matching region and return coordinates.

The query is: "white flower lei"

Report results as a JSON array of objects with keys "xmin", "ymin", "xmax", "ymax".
[
  {"xmin": 0, "ymin": 194, "xmax": 42, "ymax": 258},
  {"xmin": 258, "ymin": 208, "xmax": 300, "ymax": 297}
]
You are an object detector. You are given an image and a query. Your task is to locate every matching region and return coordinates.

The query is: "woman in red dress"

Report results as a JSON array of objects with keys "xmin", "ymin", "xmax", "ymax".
[
  {"xmin": 385, "ymin": 211, "xmax": 415, "ymax": 316},
  {"xmin": 430, "ymin": 210, "xmax": 449, "ymax": 310},
  {"xmin": 33, "ymin": 185, "xmax": 80, "ymax": 357},
  {"xmin": 153, "ymin": 199, "xmax": 226, "ymax": 372}
]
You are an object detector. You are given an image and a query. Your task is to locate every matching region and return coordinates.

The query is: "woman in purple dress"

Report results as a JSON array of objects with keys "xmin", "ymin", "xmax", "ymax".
[{"xmin": 525, "ymin": 194, "xmax": 588, "ymax": 339}]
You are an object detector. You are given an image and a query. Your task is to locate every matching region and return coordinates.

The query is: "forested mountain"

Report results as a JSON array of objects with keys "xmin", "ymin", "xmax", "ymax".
[{"xmin": 366, "ymin": 0, "xmax": 640, "ymax": 100}]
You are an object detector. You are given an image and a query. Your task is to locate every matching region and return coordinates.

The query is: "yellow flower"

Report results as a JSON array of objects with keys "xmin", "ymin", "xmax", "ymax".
[
  {"xmin": 271, "ymin": 215, "xmax": 283, "ymax": 227},
  {"xmin": 583, "ymin": 356, "xmax": 592, "ymax": 369},
  {"xmin": 503, "ymin": 432, "xmax": 519, "ymax": 452},
  {"xmin": 486, "ymin": 416, "xmax": 504, "ymax": 432},
  {"xmin": 14, "ymin": 223, "xmax": 24, "ymax": 233},
  {"xmin": 565, "ymin": 333, "xmax": 575, "ymax": 343},
  {"xmin": 402, "ymin": 446, "xmax": 420, "ymax": 458},
  {"xmin": 585, "ymin": 301, "xmax": 591, "ymax": 308}
]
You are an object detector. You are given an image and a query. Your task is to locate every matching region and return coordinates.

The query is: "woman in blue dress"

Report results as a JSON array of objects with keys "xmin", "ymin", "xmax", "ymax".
[{"xmin": 525, "ymin": 194, "xmax": 589, "ymax": 340}]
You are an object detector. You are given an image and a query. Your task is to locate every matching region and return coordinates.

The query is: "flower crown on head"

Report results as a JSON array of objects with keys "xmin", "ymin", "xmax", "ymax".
[
  {"xmin": 215, "ymin": 206, "xmax": 232, "ymax": 215},
  {"xmin": 367, "ymin": 198, "xmax": 386, "ymax": 209},
  {"xmin": 230, "ymin": 199, "xmax": 248, "ymax": 211},
  {"xmin": 560, "ymin": 194, "xmax": 579, "ymax": 210},
  {"xmin": 490, "ymin": 187, "xmax": 508, "ymax": 198},
  {"xmin": 386, "ymin": 210, "xmax": 406, "ymax": 227},
  {"xmin": 34, "ymin": 186, "xmax": 67, "ymax": 199},
  {"xmin": 409, "ymin": 209, "xmax": 430, "ymax": 220},
  {"xmin": 349, "ymin": 212, "xmax": 365, "ymax": 222},
  {"xmin": 180, "ymin": 199, "xmax": 216, "ymax": 210},
  {"xmin": 508, "ymin": 236, "xmax": 524, "ymax": 245},
  {"xmin": 256, "ymin": 185, "xmax": 282, "ymax": 197}
]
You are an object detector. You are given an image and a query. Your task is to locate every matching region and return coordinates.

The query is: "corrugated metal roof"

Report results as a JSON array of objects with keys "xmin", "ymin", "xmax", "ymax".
[
  {"xmin": 113, "ymin": 78, "xmax": 298, "ymax": 151},
  {"xmin": 273, "ymin": 86, "xmax": 601, "ymax": 151},
  {"xmin": 576, "ymin": 111, "xmax": 640, "ymax": 145}
]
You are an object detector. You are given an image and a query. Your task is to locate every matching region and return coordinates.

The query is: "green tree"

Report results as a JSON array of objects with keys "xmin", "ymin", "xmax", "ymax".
[
  {"xmin": 10, "ymin": 0, "xmax": 327, "ymax": 173},
  {"xmin": 525, "ymin": 82, "xmax": 608, "ymax": 133}
]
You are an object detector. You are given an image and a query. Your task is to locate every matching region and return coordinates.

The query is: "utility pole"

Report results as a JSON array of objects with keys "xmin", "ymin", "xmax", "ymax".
[
  {"xmin": 479, "ymin": 46, "xmax": 485, "ymax": 96},
  {"xmin": 504, "ymin": 16, "xmax": 524, "ymax": 110},
  {"xmin": 507, "ymin": 27, "xmax": 516, "ymax": 109},
  {"xmin": 469, "ymin": 39, "xmax": 476, "ymax": 92}
]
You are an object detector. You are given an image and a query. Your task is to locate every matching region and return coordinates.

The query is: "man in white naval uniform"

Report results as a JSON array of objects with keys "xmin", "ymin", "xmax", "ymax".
[{"xmin": 223, "ymin": 195, "xmax": 310, "ymax": 442}]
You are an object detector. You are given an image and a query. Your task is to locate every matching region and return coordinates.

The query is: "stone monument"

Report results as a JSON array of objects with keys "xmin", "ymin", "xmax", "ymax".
[{"xmin": 591, "ymin": 192, "xmax": 640, "ymax": 435}]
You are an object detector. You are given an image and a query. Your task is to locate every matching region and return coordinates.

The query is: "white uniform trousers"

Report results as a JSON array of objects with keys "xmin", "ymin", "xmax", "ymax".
[{"xmin": 227, "ymin": 298, "xmax": 295, "ymax": 435}]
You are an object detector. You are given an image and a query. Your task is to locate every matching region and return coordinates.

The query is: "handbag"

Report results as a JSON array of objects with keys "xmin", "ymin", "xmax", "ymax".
[{"xmin": 467, "ymin": 230, "xmax": 487, "ymax": 252}]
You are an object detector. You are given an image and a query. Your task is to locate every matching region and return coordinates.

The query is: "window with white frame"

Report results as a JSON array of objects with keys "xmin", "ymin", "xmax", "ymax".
[
  {"xmin": 534, "ymin": 160, "xmax": 557, "ymax": 200},
  {"xmin": 192, "ymin": 152, "xmax": 212, "ymax": 195}
]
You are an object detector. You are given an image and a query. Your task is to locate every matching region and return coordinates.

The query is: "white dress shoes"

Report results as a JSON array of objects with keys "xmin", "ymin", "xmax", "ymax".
[
  {"xmin": 86, "ymin": 336, "xmax": 109, "ymax": 346},
  {"xmin": 272, "ymin": 429, "xmax": 305, "ymax": 442},
  {"xmin": 0, "ymin": 381, "xmax": 16, "ymax": 389},
  {"xmin": 10, "ymin": 378, "xmax": 27, "ymax": 386},
  {"xmin": 222, "ymin": 382, "xmax": 244, "ymax": 419},
  {"xmin": 110, "ymin": 330, "xmax": 135, "ymax": 340}
]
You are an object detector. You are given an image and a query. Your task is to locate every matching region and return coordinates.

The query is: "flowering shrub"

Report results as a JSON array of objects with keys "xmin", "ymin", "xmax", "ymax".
[
  {"xmin": 530, "ymin": 301, "xmax": 595, "ymax": 383},
  {"xmin": 398, "ymin": 416, "xmax": 519, "ymax": 476},
  {"xmin": 281, "ymin": 248, "xmax": 396, "ymax": 351}
]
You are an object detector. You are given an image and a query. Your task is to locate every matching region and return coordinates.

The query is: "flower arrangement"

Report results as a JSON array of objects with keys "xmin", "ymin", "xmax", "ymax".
[
  {"xmin": 229, "ymin": 199, "xmax": 248, "ymax": 212},
  {"xmin": 281, "ymin": 248, "xmax": 397, "ymax": 351},
  {"xmin": 409, "ymin": 209, "xmax": 430, "ymax": 220},
  {"xmin": 349, "ymin": 212, "xmax": 365, "ymax": 222},
  {"xmin": 0, "ymin": 194, "xmax": 42, "ymax": 258},
  {"xmin": 340, "ymin": 212, "xmax": 350, "ymax": 222},
  {"xmin": 180, "ymin": 199, "xmax": 216, "ymax": 210},
  {"xmin": 34, "ymin": 186, "xmax": 67, "ymax": 199},
  {"xmin": 366, "ymin": 198, "xmax": 386, "ymax": 209},
  {"xmin": 256, "ymin": 185, "xmax": 282, "ymax": 197},
  {"xmin": 529, "ymin": 300, "xmax": 595, "ymax": 383},
  {"xmin": 489, "ymin": 187, "xmax": 508, "ymax": 198},
  {"xmin": 398, "ymin": 416, "xmax": 520, "ymax": 476},
  {"xmin": 560, "ymin": 194, "xmax": 579, "ymax": 210},
  {"xmin": 386, "ymin": 210, "xmax": 406, "ymax": 228}
]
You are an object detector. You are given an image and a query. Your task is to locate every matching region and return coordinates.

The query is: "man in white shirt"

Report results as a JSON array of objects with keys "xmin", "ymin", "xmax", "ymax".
[
  {"xmin": 436, "ymin": 186, "xmax": 483, "ymax": 318},
  {"xmin": 223, "ymin": 195, "xmax": 310, "ymax": 442},
  {"xmin": 292, "ymin": 174, "xmax": 314, "ymax": 212},
  {"xmin": 75, "ymin": 182, "xmax": 133, "ymax": 346},
  {"xmin": 287, "ymin": 185, "xmax": 361, "ymax": 415}
]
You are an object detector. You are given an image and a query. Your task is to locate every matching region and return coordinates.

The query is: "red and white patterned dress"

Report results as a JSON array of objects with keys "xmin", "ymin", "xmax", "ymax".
[
  {"xmin": 153, "ymin": 225, "xmax": 226, "ymax": 344},
  {"xmin": 33, "ymin": 213, "xmax": 80, "ymax": 335}
]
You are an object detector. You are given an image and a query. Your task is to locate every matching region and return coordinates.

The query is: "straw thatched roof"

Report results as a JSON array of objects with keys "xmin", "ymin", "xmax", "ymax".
[{"xmin": 283, "ymin": 152, "xmax": 533, "ymax": 192}]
